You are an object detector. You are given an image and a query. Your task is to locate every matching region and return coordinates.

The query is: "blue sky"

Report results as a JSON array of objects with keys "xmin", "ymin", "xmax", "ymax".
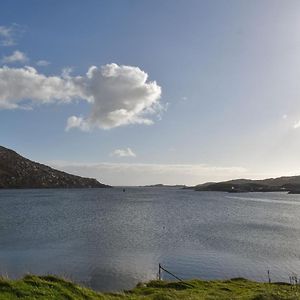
[{"xmin": 1, "ymin": 0, "xmax": 300, "ymax": 185}]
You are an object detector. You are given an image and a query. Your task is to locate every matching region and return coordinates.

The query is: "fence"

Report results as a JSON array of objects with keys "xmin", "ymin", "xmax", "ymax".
[
  {"xmin": 158, "ymin": 263, "xmax": 183, "ymax": 281},
  {"xmin": 158, "ymin": 265, "xmax": 300, "ymax": 286}
]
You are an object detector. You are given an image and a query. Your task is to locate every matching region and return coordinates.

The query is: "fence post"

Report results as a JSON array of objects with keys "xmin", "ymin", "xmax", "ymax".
[
  {"xmin": 160, "ymin": 264, "xmax": 184, "ymax": 282},
  {"xmin": 159, "ymin": 263, "xmax": 161, "ymax": 280}
]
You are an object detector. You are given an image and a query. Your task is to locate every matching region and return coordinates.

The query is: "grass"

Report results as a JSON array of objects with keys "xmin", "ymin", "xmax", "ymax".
[{"xmin": 0, "ymin": 275, "xmax": 300, "ymax": 299}]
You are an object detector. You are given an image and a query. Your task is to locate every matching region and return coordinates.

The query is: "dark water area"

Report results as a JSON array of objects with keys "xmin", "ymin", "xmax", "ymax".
[{"xmin": 1, "ymin": 187, "xmax": 300, "ymax": 291}]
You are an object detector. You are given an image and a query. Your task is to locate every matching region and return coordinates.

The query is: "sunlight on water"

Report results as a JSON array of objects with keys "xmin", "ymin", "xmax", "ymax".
[{"xmin": 1, "ymin": 188, "xmax": 300, "ymax": 291}]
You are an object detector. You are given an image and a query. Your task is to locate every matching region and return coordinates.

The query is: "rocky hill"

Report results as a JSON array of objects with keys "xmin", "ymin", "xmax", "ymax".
[
  {"xmin": 195, "ymin": 176, "xmax": 300, "ymax": 193},
  {"xmin": 0, "ymin": 146, "xmax": 109, "ymax": 188}
]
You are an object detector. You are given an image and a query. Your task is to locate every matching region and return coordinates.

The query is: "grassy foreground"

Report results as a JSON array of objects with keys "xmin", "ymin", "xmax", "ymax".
[{"xmin": 0, "ymin": 275, "xmax": 300, "ymax": 300}]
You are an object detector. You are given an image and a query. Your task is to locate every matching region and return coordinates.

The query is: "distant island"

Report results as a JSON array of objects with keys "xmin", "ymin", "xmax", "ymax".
[
  {"xmin": 194, "ymin": 177, "xmax": 300, "ymax": 194},
  {"xmin": 142, "ymin": 184, "xmax": 187, "ymax": 188},
  {"xmin": 0, "ymin": 146, "xmax": 109, "ymax": 189}
]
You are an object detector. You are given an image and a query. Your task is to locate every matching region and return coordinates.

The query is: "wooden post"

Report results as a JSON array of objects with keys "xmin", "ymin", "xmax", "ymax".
[
  {"xmin": 158, "ymin": 263, "xmax": 161, "ymax": 280},
  {"xmin": 267, "ymin": 270, "xmax": 271, "ymax": 283},
  {"xmin": 160, "ymin": 264, "xmax": 184, "ymax": 282}
]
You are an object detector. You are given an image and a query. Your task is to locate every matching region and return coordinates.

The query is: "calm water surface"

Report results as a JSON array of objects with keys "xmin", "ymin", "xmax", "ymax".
[{"xmin": 1, "ymin": 187, "xmax": 300, "ymax": 291}]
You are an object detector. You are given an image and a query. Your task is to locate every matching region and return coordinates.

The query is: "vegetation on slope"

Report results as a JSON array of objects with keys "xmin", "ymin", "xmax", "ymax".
[
  {"xmin": 0, "ymin": 146, "xmax": 109, "ymax": 188},
  {"xmin": 1, "ymin": 275, "xmax": 300, "ymax": 299},
  {"xmin": 194, "ymin": 176, "xmax": 300, "ymax": 193}
]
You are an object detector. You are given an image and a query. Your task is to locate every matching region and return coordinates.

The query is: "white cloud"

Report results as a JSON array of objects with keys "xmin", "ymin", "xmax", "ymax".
[
  {"xmin": 65, "ymin": 116, "xmax": 90, "ymax": 131},
  {"xmin": 0, "ymin": 63, "xmax": 162, "ymax": 129},
  {"xmin": 0, "ymin": 24, "xmax": 24, "ymax": 46},
  {"xmin": 0, "ymin": 26, "xmax": 14, "ymax": 46},
  {"xmin": 61, "ymin": 67, "xmax": 73, "ymax": 78},
  {"xmin": 48, "ymin": 161, "xmax": 247, "ymax": 186},
  {"xmin": 36, "ymin": 60, "xmax": 50, "ymax": 67},
  {"xmin": 1, "ymin": 50, "xmax": 28, "ymax": 64},
  {"xmin": 294, "ymin": 120, "xmax": 300, "ymax": 129},
  {"xmin": 0, "ymin": 66, "xmax": 81, "ymax": 109},
  {"xmin": 67, "ymin": 63, "xmax": 162, "ymax": 130},
  {"xmin": 111, "ymin": 148, "xmax": 136, "ymax": 157}
]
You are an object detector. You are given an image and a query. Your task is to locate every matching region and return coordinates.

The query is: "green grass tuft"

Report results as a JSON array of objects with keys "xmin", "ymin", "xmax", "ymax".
[{"xmin": 0, "ymin": 275, "xmax": 300, "ymax": 299}]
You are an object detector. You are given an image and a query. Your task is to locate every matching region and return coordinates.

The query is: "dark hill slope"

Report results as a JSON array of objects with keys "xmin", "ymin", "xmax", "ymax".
[
  {"xmin": 0, "ymin": 146, "xmax": 109, "ymax": 188},
  {"xmin": 195, "ymin": 176, "xmax": 300, "ymax": 193}
]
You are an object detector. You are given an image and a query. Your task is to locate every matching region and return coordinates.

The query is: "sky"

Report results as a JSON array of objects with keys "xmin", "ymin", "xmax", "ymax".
[{"xmin": 1, "ymin": 0, "xmax": 300, "ymax": 186}]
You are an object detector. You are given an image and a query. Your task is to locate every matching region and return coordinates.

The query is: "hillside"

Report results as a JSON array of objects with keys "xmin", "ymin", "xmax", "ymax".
[
  {"xmin": 0, "ymin": 275, "xmax": 298, "ymax": 300},
  {"xmin": 0, "ymin": 146, "xmax": 109, "ymax": 189},
  {"xmin": 195, "ymin": 176, "xmax": 300, "ymax": 193}
]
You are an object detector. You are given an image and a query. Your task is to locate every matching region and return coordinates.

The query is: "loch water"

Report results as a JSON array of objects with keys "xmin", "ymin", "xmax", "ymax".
[{"xmin": 1, "ymin": 187, "xmax": 300, "ymax": 291}]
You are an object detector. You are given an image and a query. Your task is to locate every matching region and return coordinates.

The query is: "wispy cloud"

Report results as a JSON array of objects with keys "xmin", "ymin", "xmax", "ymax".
[
  {"xmin": 48, "ymin": 161, "xmax": 247, "ymax": 186},
  {"xmin": 0, "ymin": 63, "xmax": 163, "ymax": 129},
  {"xmin": 110, "ymin": 148, "xmax": 136, "ymax": 157},
  {"xmin": 1, "ymin": 50, "xmax": 28, "ymax": 64},
  {"xmin": 0, "ymin": 24, "xmax": 24, "ymax": 46},
  {"xmin": 293, "ymin": 120, "xmax": 300, "ymax": 129},
  {"xmin": 0, "ymin": 26, "xmax": 14, "ymax": 46},
  {"xmin": 36, "ymin": 60, "xmax": 50, "ymax": 67}
]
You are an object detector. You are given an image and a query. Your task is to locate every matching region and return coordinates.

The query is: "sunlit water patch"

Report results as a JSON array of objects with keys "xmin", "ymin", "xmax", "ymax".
[{"xmin": 1, "ymin": 188, "xmax": 300, "ymax": 291}]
